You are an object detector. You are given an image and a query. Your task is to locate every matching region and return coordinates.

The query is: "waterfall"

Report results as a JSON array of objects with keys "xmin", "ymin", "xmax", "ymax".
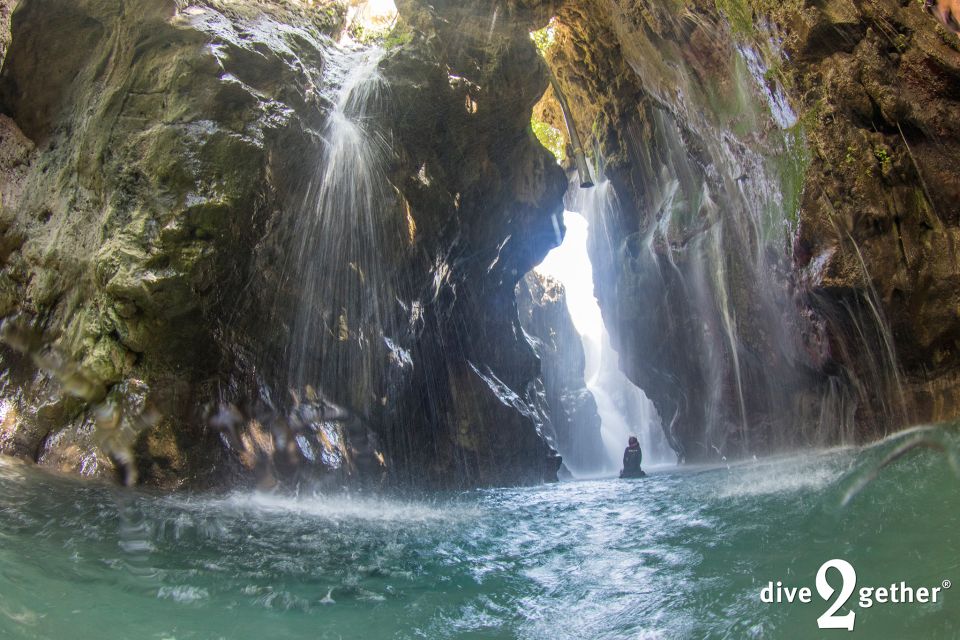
[
  {"xmin": 570, "ymin": 178, "xmax": 673, "ymax": 469},
  {"xmin": 571, "ymin": 43, "xmax": 875, "ymax": 459},
  {"xmin": 537, "ymin": 192, "xmax": 672, "ymax": 473},
  {"xmin": 285, "ymin": 43, "xmax": 394, "ymax": 404},
  {"xmin": 587, "ymin": 331, "xmax": 674, "ymax": 469}
]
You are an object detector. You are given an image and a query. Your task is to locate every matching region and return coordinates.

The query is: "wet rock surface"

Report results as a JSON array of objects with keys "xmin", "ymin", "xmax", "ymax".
[
  {"xmin": 376, "ymin": 0, "xmax": 569, "ymax": 485},
  {"xmin": 0, "ymin": 0, "xmax": 362, "ymax": 487},
  {"xmin": 517, "ymin": 271, "xmax": 605, "ymax": 473},
  {"xmin": 0, "ymin": 0, "xmax": 569, "ymax": 487},
  {"xmin": 773, "ymin": 0, "xmax": 960, "ymax": 427},
  {"xmin": 540, "ymin": 0, "xmax": 960, "ymax": 459}
]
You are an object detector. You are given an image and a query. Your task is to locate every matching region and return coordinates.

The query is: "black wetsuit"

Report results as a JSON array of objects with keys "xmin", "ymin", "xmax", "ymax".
[{"xmin": 620, "ymin": 445, "xmax": 645, "ymax": 478}]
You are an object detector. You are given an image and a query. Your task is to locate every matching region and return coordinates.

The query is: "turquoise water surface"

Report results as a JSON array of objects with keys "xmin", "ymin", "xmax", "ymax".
[{"xmin": 1, "ymin": 427, "xmax": 958, "ymax": 639}]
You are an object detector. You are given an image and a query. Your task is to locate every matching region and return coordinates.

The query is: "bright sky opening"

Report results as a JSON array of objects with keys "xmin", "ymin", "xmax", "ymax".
[{"xmin": 535, "ymin": 211, "xmax": 604, "ymax": 340}]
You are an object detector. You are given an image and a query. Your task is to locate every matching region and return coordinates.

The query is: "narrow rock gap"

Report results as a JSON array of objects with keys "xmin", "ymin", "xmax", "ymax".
[{"xmin": 529, "ymin": 206, "xmax": 674, "ymax": 474}]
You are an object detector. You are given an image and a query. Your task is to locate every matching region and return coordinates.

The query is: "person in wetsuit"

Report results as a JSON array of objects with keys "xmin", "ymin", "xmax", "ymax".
[{"xmin": 620, "ymin": 436, "xmax": 645, "ymax": 478}]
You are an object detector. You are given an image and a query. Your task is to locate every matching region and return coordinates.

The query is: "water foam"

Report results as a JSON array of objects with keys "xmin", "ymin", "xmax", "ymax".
[
  {"xmin": 713, "ymin": 451, "xmax": 853, "ymax": 498},
  {"xmin": 173, "ymin": 491, "xmax": 478, "ymax": 525}
]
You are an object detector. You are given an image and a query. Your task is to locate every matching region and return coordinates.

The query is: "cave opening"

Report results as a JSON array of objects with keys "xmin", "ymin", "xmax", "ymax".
[
  {"xmin": 342, "ymin": 0, "xmax": 399, "ymax": 42},
  {"xmin": 525, "ymin": 17, "xmax": 673, "ymax": 474},
  {"xmin": 530, "ymin": 207, "xmax": 674, "ymax": 475}
]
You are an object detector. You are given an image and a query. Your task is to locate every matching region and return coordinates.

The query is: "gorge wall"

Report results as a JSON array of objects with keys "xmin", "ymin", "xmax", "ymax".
[
  {"xmin": 541, "ymin": 0, "xmax": 960, "ymax": 460},
  {"xmin": 0, "ymin": 0, "xmax": 573, "ymax": 488},
  {"xmin": 0, "ymin": 0, "xmax": 957, "ymax": 486}
]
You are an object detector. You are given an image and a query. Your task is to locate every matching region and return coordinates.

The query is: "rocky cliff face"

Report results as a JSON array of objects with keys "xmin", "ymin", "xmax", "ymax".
[
  {"xmin": 1, "ymin": 0, "xmax": 956, "ymax": 484},
  {"xmin": 517, "ymin": 271, "xmax": 605, "ymax": 474},
  {"xmin": 0, "ymin": 0, "xmax": 354, "ymax": 486},
  {"xmin": 774, "ymin": 0, "xmax": 960, "ymax": 426},
  {"xmin": 539, "ymin": 0, "xmax": 960, "ymax": 459},
  {"xmin": 0, "ymin": 0, "xmax": 572, "ymax": 487},
  {"xmin": 371, "ymin": 0, "xmax": 570, "ymax": 486}
]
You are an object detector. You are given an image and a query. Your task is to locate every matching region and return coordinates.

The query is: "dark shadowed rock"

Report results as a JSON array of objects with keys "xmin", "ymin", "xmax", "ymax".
[
  {"xmin": 0, "ymin": 0, "xmax": 569, "ymax": 488},
  {"xmin": 517, "ymin": 271, "xmax": 605, "ymax": 473}
]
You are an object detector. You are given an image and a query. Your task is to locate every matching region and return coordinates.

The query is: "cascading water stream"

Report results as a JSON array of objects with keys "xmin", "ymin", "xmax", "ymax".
[
  {"xmin": 284, "ymin": 42, "xmax": 394, "ymax": 403},
  {"xmin": 587, "ymin": 330, "xmax": 675, "ymax": 469},
  {"xmin": 537, "ymin": 177, "xmax": 673, "ymax": 472},
  {"xmin": 527, "ymin": 15, "xmax": 915, "ymax": 466},
  {"xmin": 573, "ymin": 177, "xmax": 675, "ymax": 468},
  {"xmin": 569, "ymin": 43, "xmax": 871, "ymax": 459}
]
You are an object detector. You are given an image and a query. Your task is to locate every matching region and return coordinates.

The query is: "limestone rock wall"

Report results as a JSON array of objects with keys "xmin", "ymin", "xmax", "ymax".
[
  {"xmin": 540, "ymin": 0, "xmax": 960, "ymax": 459},
  {"xmin": 0, "ymin": 0, "xmax": 348, "ymax": 486},
  {"xmin": 775, "ymin": 0, "xmax": 960, "ymax": 425},
  {"xmin": 0, "ymin": 0, "xmax": 570, "ymax": 487},
  {"xmin": 517, "ymin": 271, "xmax": 605, "ymax": 474},
  {"xmin": 371, "ymin": 0, "xmax": 571, "ymax": 486}
]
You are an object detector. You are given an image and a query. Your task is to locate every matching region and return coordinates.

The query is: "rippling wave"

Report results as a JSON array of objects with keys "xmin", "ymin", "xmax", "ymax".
[{"xmin": 1, "ymin": 427, "xmax": 958, "ymax": 639}]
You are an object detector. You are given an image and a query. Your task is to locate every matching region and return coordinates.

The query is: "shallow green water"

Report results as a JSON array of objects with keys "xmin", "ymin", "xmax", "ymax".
[{"xmin": 1, "ymin": 427, "xmax": 958, "ymax": 639}]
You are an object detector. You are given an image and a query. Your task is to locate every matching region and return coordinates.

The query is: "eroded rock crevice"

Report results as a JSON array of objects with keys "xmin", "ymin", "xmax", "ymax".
[{"xmin": 517, "ymin": 271, "xmax": 605, "ymax": 474}]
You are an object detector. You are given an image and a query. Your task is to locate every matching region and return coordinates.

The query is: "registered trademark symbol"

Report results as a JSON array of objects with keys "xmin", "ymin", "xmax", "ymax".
[{"xmin": 943, "ymin": 580, "xmax": 952, "ymax": 589}]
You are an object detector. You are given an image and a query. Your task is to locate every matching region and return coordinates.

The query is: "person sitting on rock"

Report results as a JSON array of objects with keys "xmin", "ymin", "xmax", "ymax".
[
  {"xmin": 927, "ymin": 0, "xmax": 960, "ymax": 35},
  {"xmin": 620, "ymin": 436, "xmax": 646, "ymax": 478}
]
